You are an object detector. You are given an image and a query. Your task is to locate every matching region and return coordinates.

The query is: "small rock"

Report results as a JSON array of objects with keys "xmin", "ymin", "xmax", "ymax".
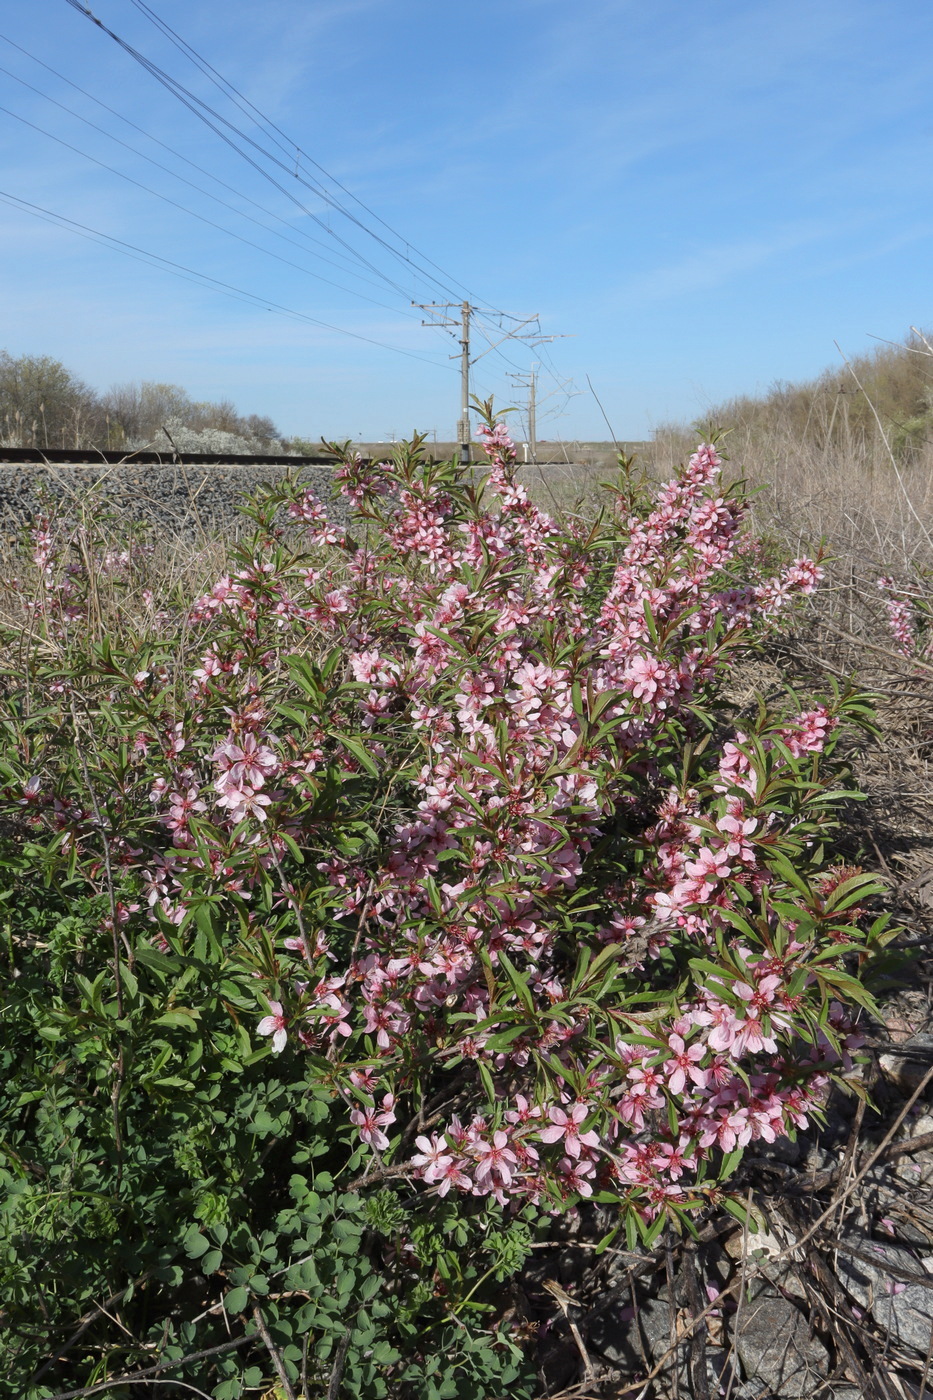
[
  {"xmin": 895, "ymin": 1155, "xmax": 933, "ymax": 1188},
  {"xmin": 836, "ymin": 1235, "xmax": 933, "ymax": 1354},
  {"xmin": 723, "ymin": 1208, "xmax": 806, "ymax": 1298},
  {"xmin": 750, "ymin": 1131, "xmax": 804, "ymax": 1165},
  {"xmin": 803, "ymin": 1143, "xmax": 836, "ymax": 1176},
  {"xmin": 732, "ymin": 1292, "xmax": 829, "ymax": 1396},
  {"xmin": 587, "ymin": 1301, "xmax": 643, "ymax": 1369},
  {"xmin": 883, "ymin": 1209, "xmax": 933, "ymax": 1247},
  {"xmin": 894, "ymin": 1113, "xmax": 933, "ymax": 1187},
  {"xmin": 636, "ymin": 1292, "xmax": 676, "ymax": 1360},
  {"xmin": 879, "ymin": 1034, "xmax": 933, "ymax": 1095},
  {"xmin": 588, "ymin": 1291, "xmax": 693, "ymax": 1390}
]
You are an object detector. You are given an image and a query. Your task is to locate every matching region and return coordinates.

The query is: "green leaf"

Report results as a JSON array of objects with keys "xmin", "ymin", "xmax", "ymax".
[
  {"xmin": 153, "ymin": 1009, "xmax": 199, "ymax": 1031},
  {"xmin": 371, "ymin": 1341, "xmax": 402, "ymax": 1365},
  {"xmin": 823, "ymin": 872, "xmax": 884, "ymax": 911},
  {"xmin": 224, "ymin": 1285, "xmax": 249, "ymax": 1314},
  {"xmin": 336, "ymin": 734, "xmax": 380, "ymax": 778},
  {"xmin": 135, "ymin": 942, "xmax": 178, "ymax": 974},
  {"xmin": 118, "ymin": 960, "xmax": 138, "ymax": 999},
  {"xmin": 722, "ymin": 1194, "xmax": 753, "ymax": 1228},
  {"xmin": 183, "ymin": 1226, "xmax": 210, "ymax": 1259},
  {"xmin": 477, "ymin": 1057, "xmax": 496, "ymax": 1104},
  {"xmin": 718, "ymin": 1147, "xmax": 745, "ymax": 1182}
]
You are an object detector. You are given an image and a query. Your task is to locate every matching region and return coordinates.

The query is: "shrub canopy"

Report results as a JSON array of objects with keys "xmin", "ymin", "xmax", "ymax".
[{"xmin": 0, "ymin": 417, "xmax": 889, "ymax": 1397}]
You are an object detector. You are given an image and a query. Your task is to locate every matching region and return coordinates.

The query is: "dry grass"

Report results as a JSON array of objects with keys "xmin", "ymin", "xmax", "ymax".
[
  {"xmin": 650, "ymin": 417, "xmax": 933, "ymax": 570},
  {"xmin": 0, "ymin": 501, "xmax": 228, "ymax": 674},
  {"xmin": 614, "ymin": 333, "xmax": 933, "ymax": 908}
]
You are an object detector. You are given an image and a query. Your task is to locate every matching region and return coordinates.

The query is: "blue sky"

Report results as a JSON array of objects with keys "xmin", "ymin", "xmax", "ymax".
[{"xmin": 1, "ymin": 0, "xmax": 932, "ymax": 441}]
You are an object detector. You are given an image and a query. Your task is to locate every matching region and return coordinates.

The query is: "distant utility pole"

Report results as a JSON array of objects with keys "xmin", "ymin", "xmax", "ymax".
[
  {"xmin": 509, "ymin": 367, "xmax": 538, "ymax": 461},
  {"xmin": 414, "ymin": 302, "xmax": 557, "ymax": 467},
  {"xmin": 458, "ymin": 300, "xmax": 470, "ymax": 464},
  {"xmin": 529, "ymin": 372, "xmax": 536, "ymax": 460},
  {"xmin": 414, "ymin": 300, "xmax": 472, "ymax": 464}
]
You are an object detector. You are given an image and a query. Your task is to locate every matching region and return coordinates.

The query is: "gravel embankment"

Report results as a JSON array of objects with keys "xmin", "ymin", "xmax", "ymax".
[{"xmin": 0, "ymin": 463, "xmax": 340, "ymax": 538}]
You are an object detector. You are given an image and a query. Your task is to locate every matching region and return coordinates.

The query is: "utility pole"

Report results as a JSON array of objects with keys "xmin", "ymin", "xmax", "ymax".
[
  {"xmin": 414, "ymin": 300, "xmax": 473, "ymax": 465},
  {"xmin": 415, "ymin": 304, "xmax": 568, "ymax": 466},
  {"xmin": 458, "ymin": 300, "xmax": 471, "ymax": 465},
  {"xmin": 528, "ymin": 368, "xmax": 536, "ymax": 461},
  {"xmin": 508, "ymin": 366, "xmax": 538, "ymax": 461}
]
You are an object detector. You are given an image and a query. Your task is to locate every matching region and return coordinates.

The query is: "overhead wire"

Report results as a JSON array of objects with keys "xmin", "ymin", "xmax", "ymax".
[
  {"xmin": 58, "ymin": 2, "xmax": 551, "ymax": 392},
  {"xmin": 127, "ymin": 0, "xmax": 302, "ymax": 164},
  {"xmin": 66, "ymin": 0, "xmax": 518, "ymax": 322},
  {"xmin": 125, "ymin": 0, "xmax": 498, "ymax": 311},
  {"xmin": 63, "ymin": 0, "xmax": 436, "ymax": 307},
  {"xmin": 63, "ymin": 0, "xmax": 471, "ymax": 308},
  {"xmin": 0, "ymin": 32, "xmax": 437, "ymax": 302},
  {"xmin": 7, "ymin": 6, "xmax": 566, "ymax": 409},
  {"xmin": 0, "ymin": 188, "xmax": 456, "ymax": 370},
  {"xmin": 0, "ymin": 77, "xmax": 436, "ymax": 320}
]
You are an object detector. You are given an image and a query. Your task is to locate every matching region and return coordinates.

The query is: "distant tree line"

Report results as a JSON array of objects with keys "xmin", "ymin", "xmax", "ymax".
[{"xmin": 0, "ymin": 350, "xmax": 285, "ymax": 450}]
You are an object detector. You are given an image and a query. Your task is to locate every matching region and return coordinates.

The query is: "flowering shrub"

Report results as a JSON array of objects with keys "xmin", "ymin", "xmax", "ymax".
[
  {"xmin": 877, "ymin": 573, "xmax": 932, "ymax": 660},
  {"xmin": 0, "ymin": 415, "xmax": 892, "ymax": 1395}
]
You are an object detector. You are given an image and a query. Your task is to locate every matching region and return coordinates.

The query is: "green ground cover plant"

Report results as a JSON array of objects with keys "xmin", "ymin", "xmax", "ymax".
[{"xmin": 0, "ymin": 410, "xmax": 893, "ymax": 1398}]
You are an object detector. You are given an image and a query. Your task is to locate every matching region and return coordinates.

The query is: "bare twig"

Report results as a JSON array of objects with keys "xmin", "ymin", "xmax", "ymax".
[
  {"xmin": 681, "ymin": 1237, "xmax": 711, "ymax": 1400},
  {"xmin": 804, "ymin": 1127, "xmax": 933, "ymax": 1193},
  {"xmin": 585, "ymin": 376, "xmax": 620, "ymax": 455},
  {"xmin": 252, "ymin": 1304, "xmax": 297, "ymax": 1400},
  {"xmin": 30, "ymin": 1270, "xmax": 157, "ymax": 1386},
  {"xmin": 807, "ymin": 615, "xmax": 933, "ymax": 676},
  {"xmin": 835, "ymin": 341, "xmax": 933, "ymax": 553},
  {"xmin": 325, "ymin": 1328, "xmax": 353, "ymax": 1400},
  {"xmin": 664, "ymin": 1237, "xmax": 681, "ymax": 1400},
  {"xmin": 919, "ymin": 1316, "xmax": 933, "ymax": 1400},
  {"xmin": 603, "ymin": 1063, "xmax": 933, "ymax": 1400},
  {"xmin": 543, "ymin": 1279, "xmax": 596, "ymax": 1384},
  {"xmin": 722, "ymin": 1190, "xmax": 752, "ymax": 1400},
  {"xmin": 43, "ymin": 1334, "xmax": 253, "ymax": 1400}
]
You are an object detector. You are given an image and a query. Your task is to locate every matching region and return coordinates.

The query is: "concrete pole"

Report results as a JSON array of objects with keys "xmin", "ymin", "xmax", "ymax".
[
  {"xmin": 528, "ymin": 368, "xmax": 537, "ymax": 462},
  {"xmin": 458, "ymin": 300, "xmax": 471, "ymax": 466}
]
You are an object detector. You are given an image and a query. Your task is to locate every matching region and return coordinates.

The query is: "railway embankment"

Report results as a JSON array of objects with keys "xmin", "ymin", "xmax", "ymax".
[{"xmin": 0, "ymin": 460, "xmax": 339, "ymax": 537}]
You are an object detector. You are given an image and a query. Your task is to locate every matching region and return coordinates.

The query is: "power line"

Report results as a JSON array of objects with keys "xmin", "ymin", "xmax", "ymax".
[
  {"xmin": 0, "ymin": 35, "xmax": 523, "ymax": 383},
  {"xmin": 63, "ymin": 0, "xmax": 431, "ymax": 305},
  {"xmin": 0, "ymin": 187, "xmax": 456, "ymax": 370},
  {"xmin": 0, "ymin": 32, "xmax": 435, "ymax": 303},
  {"xmin": 57, "ymin": 2, "xmax": 557, "ymax": 377},
  {"xmin": 125, "ymin": 0, "xmax": 493, "ymax": 310},
  {"xmin": 8, "ymin": 8, "xmax": 570, "ymax": 404},
  {"xmin": 0, "ymin": 87, "xmax": 434, "ymax": 321},
  {"xmin": 127, "ymin": 0, "xmax": 301, "ymax": 165},
  {"xmin": 63, "ymin": 0, "xmax": 484, "ymax": 310}
]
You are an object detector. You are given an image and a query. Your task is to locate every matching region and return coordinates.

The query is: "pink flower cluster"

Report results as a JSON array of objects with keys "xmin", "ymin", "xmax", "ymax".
[
  {"xmin": 877, "ymin": 575, "xmax": 930, "ymax": 659},
  {"xmin": 10, "ymin": 420, "xmax": 875, "ymax": 1226}
]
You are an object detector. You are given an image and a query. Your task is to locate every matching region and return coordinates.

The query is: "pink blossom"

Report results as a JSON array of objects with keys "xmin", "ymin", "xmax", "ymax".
[
  {"xmin": 257, "ymin": 1000, "xmax": 288, "ymax": 1054},
  {"xmin": 350, "ymin": 1093, "xmax": 396, "ymax": 1152},
  {"xmin": 412, "ymin": 1134, "xmax": 453, "ymax": 1184},
  {"xmin": 538, "ymin": 1103, "xmax": 601, "ymax": 1158},
  {"xmin": 18, "ymin": 424, "xmax": 863, "ymax": 1217},
  {"xmin": 472, "ymin": 1130, "xmax": 518, "ymax": 1186},
  {"xmin": 664, "ymin": 1034, "xmax": 708, "ymax": 1095}
]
